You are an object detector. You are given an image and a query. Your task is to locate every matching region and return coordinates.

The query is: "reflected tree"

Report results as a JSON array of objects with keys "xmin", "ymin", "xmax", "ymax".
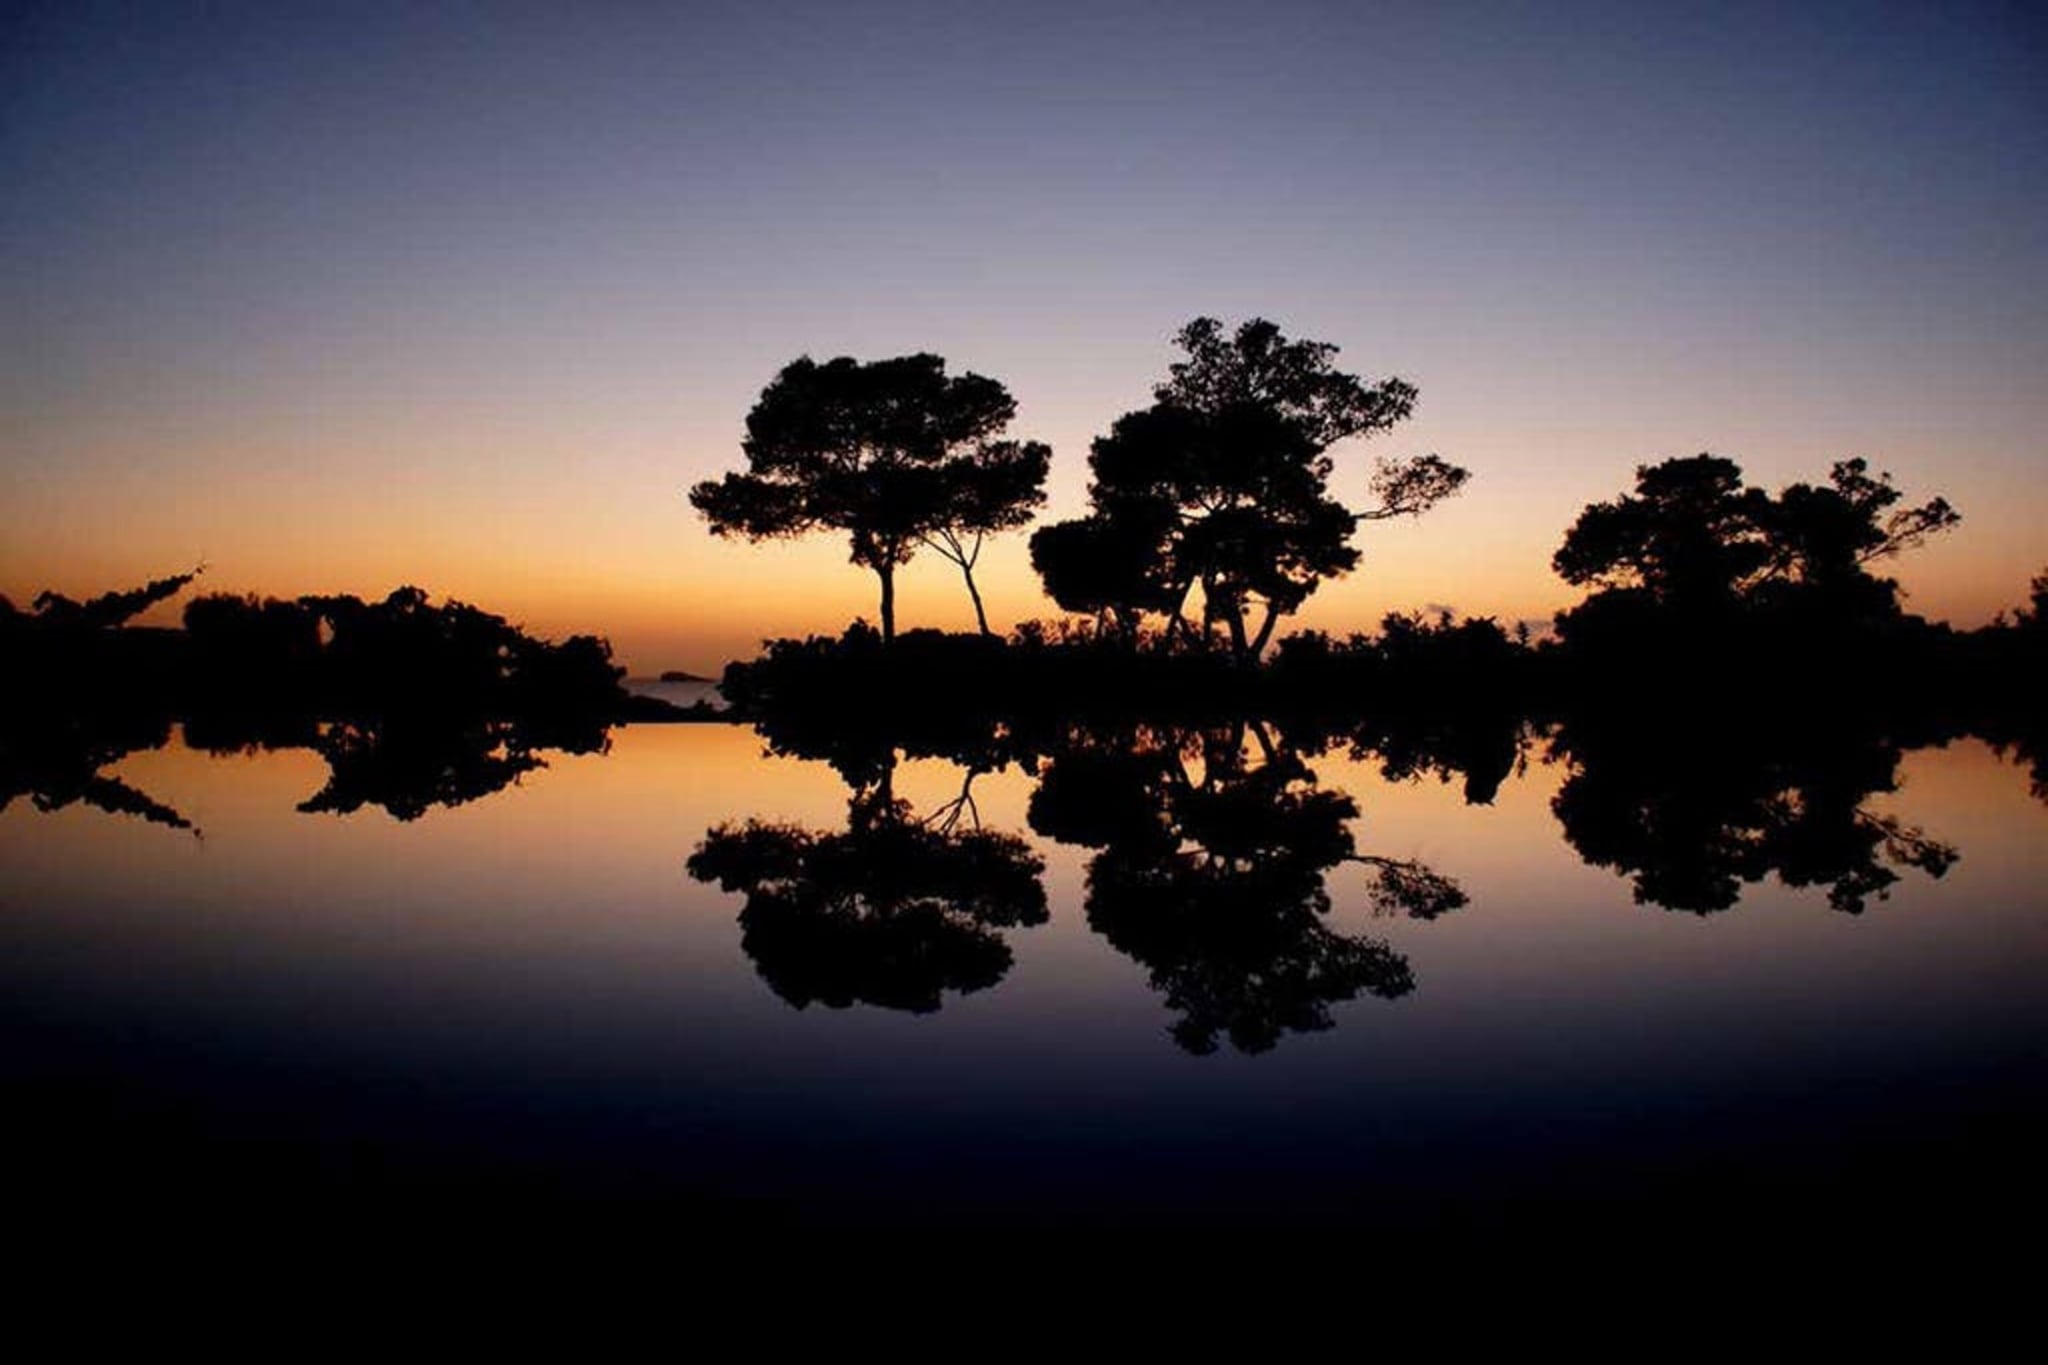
[
  {"xmin": 0, "ymin": 714, "xmax": 193, "ymax": 832},
  {"xmin": 1274, "ymin": 613, "xmax": 1532, "ymax": 806},
  {"xmin": 1548, "ymin": 715, "xmax": 1957, "ymax": 913},
  {"xmin": 1030, "ymin": 718, "xmax": 1463, "ymax": 1053},
  {"xmin": 1973, "ymin": 569, "xmax": 2048, "ymax": 805},
  {"xmin": 688, "ymin": 753, "xmax": 1047, "ymax": 1013},
  {"xmin": 292, "ymin": 717, "xmax": 597, "ymax": 821}
]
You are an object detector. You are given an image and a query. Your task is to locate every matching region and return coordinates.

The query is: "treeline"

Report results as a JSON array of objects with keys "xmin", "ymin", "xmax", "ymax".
[
  {"xmin": 718, "ymin": 581, "xmax": 2048, "ymax": 737},
  {"xmin": 3, "ymin": 578, "xmax": 640, "ymax": 720},
  {"xmin": 688, "ymin": 314, "xmax": 2043, "ymax": 696},
  {"xmin": 707, "ymin": 430, "xmax": 2042, "ymax": 729},
  {"xmin": 2, "ymin": 578, "xmax": 663, "ymax": 827},
  {"xmin": 181, "ymin": 586, "xmax": 628, "ymax": 718}
]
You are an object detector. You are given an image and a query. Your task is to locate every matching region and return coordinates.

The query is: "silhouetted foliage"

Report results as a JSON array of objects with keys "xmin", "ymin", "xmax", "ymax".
[
  {"xmin": 690, "ymin": 353, "xmax": 1050, "ymax": 640},
  {"xmin": 720, "ymin": 623, "xmax": 1029, "ymax": 790},
  {"xmin": 1031, "ymin": 318, "xmax": 1466, "ymax": 663},
  {"xmin": 1267, "ymin": 616, "xmax": 1531, "ymax": 803},
  {"xmin": 1547, "ymin": 711, "xmax": 1956, "ymax": 914},
  {"xmin": 688, "ymin": 771, "xmax": 1047, "ymax": 1013},
  {"xmin": 1026, "ymin": 504, "xmax": 1183, "ymax": 644},
  {"xmin": 182, "ymin": 586, "xmax": 631, "ymax": 720},
  {"xmin": 1, "ymin": 571, "xmax": 203, "ymax": 831},
  {"xmin": 2, "ymin": 569, "xmax": 196, "ymax": 716},
  {"xmin": 0, "ymin": 570, "xmax": 667, "ymax": 830},
  {"xmin": 1964, "ymin": 568, "xmax": 2048, "ymax": 804},
  {"xmin": 20, "ymin": 566, "xmax": 203, "ymax": 632},
  {"xmin": 293, "ymin": 713, "xmax": 608, "ymax": 821},
  {"xmin": 0, "ymin": 712, "xmax": 193, "ymax": 832},
  {"xmin": 1554, "ymin": 455, "xmax": 1772, "ymax": 611},
  {"xmin": 2019, "ymin": 569, "xmax": 2048, "ymax": 634},
  {"xmin": 1029, "ymin": 718, "xmax": 1460, "ymax": 1053},
  {"xmin": 718, "ymin": 620, "xmax": 1263, "ymax": 752},
  {"xmin": 1553, "ymin": 455, "xmax": 1959, "ymax": 667}
]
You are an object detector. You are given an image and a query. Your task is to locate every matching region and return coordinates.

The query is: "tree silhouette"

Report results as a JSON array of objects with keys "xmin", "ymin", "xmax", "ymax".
[
  {"xmin": 22, "ymin": 566, "xmax": 204, "ymax": 631},
  {"xmin": 1026, "ymin": 500, "xmax": 1184, "ymax": 645},
  {"xmin": 1553, "ymin": 454, "xmax": 1772, "ymax": 613},
  {"xmin": 1554, "ymin": 454, "xmax": 1959, "ymax": 636},
  {"xmin": 2021, "ymin": 569, "xmax": 2048, "ymax": 632},
  {"xmin": 690, "ymin": 354, "xmax": 1050, "ymax": 641},
  {"xmin": 688, "ymin": 767, "xmax": 1048, "ymax": 1013},
  {"xmin": 1775, "ymin": 459, "xmax": 1958, "ymax": 570},
  {"xmin": 1031, "ymin": 318, "xmax": 1465, "ymax": 663}
]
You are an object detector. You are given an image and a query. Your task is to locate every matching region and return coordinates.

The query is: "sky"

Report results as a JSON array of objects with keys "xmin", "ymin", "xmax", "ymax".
[{"xmin": 3, "ymin": 0, "xmax": 2043, "ymax": 672}]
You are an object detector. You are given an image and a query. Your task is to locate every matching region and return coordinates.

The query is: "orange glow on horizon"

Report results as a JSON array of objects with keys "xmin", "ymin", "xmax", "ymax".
[{"xmin": 6, "ymin": 372, "xmax": 2038, "ymax": 674}]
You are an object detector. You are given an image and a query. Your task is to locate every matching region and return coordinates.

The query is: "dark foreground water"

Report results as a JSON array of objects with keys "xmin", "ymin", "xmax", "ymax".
[{"xmin": 3, "ymin": 723, "xmax": 2042, "ymax": 1243}]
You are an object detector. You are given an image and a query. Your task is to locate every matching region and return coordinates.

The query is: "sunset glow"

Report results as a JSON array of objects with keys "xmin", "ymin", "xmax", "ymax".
[{"xmin": 5, "ymin": 2, "xmax": 2041, "ymax": 671}]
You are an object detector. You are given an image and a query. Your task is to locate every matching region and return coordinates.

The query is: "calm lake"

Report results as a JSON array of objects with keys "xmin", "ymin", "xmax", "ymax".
[{"xmin": 5, "ymin": 720, "xmax": 2043, "ymax": 1238}]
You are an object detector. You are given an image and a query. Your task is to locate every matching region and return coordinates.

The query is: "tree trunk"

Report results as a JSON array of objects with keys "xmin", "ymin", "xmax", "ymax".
[
  {"xmin": 1248, "ymin": 603, "xmax": 1281, "ymax": 661},
  {"xmin": 876, "ymin": 561, "xmax": 897, "ymax": 644},
  {"xmin": 959, "ymin": 561, "xmax": 991, "ymax": 637},
  {"xmin": 1220, "ymin": 591, "xmax": 1250, "ymax": 664}
]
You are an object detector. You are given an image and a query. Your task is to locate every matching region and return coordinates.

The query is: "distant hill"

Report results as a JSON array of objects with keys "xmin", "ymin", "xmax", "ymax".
[{"xmin": 659, "ymin": 669, "xmax": 712, "ymax": 683}]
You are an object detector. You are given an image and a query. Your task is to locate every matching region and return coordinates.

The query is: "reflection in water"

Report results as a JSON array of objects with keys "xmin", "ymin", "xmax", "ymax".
[
  {"xmin": 0, "ymin": 712, "xmax": 194, "ymax": 832},
  {"xmin": 4, "ymin": 572, "xmax": 645, "ymax": 829},
  {"xmin": 1296, "ymin": 706, "xmax": 1526, "ymax": 808},
  {"xmin": 689, "ymin": 707, "xmax": 1469, "ymax": 1050},
  {"xmin": 688, "ymin": 761, "xmax": 1046, "ymax": 1012},
  {"xmin": 1030, "ymin": 718, "xmax": 1462, "ymax": 1054},
  {"xmin": 4, "ymin": 716, "xmax": 2043, "ymax": 1240},
  {"xmin": 685, "ymin": 691, "xmax": 1983, "ymax": 1047},
  {"xmin": 1981, "ymin": 721, "xmax": 2048, "ymax": 807},
  {"xmin": 293, "ymin": 715, "xmax": 609, "ymax": 820},
  {"xmin": 1547, "ymin": 713, "xmax": 1958, "ymax": 914},
  {"xmin": 7, "ymin": 704, "xmax": 621, "ymax": 826}
]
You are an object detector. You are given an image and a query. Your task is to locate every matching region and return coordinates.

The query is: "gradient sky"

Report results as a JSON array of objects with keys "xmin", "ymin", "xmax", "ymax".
[{"xmin": 4, "ymin": 0, "xmax": 2043, "ymax": 671}]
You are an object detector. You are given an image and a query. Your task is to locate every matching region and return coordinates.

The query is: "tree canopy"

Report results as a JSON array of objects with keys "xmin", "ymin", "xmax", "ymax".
[
  {"xmin": 12, "ymin": 566, "xmax": 204, "ymax": 632},
  {"xmin": 1030, "ymin": 317, "xmax": 1466, "ymax": 662},
  {"xmin": 689, "ymin": 353, "xmax": 1049, "ymax": 640},
  {"xmin": 1553, "ymin": 454, "xmax": 1960, "ymax": 634}
]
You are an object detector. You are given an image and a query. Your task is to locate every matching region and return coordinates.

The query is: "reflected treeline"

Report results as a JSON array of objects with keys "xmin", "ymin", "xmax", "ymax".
[
  {"xmin": 692, "ymin": 656, "xmax": 2009, "ymax": 1049},
  {"xmin": 297, "ymin": 717, "xmax": 602, "ymax": 821},
  {"xmin": 2, "ymin": 575, "xmax": 662, "ymax": 827},
  {"xmin": 690, "ymin": 690, "xmax": 1469, "ymax": 1051},
  {"xmin": 1272, "ymin": 615, "xmax": 1530, "ymax": 807},
  {"xmin": 1547, "ymin": 709, "xmax": 1958, "ymax": 914},
  {"xmin": 0, "ymin": 711, "xmax": 194, "ymax": 833}
]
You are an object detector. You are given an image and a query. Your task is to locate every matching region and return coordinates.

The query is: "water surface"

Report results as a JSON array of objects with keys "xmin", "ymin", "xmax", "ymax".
[{"xmin": 4, "ymin": 722, "xmax": 2041, "ymax": 1236}]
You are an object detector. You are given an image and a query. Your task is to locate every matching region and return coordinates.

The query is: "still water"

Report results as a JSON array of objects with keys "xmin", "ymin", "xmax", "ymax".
[{"xmin": 4, "ymin": 722, "xmax": 2042, "ymax": 1235}]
